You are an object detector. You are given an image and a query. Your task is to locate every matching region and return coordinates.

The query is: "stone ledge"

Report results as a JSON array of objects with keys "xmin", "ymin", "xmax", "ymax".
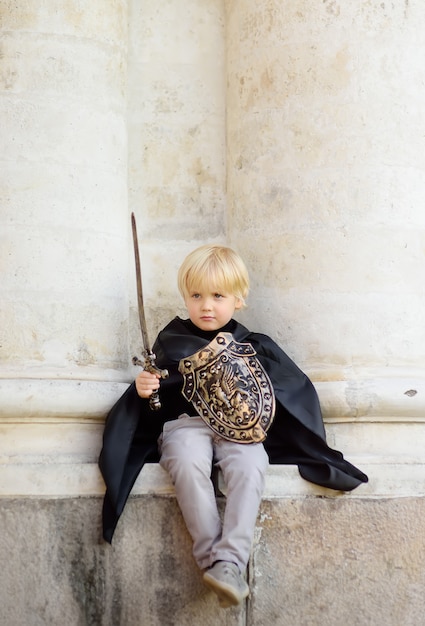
[
  {"xmin": 0, "ymin": 378, "xmax": 128, "ymax": 421},
  {"xmin": 1, "ymin": 369, "xmax": 424, "ymax": 420},
  {"xmin": 1, "ymin": 419, "xmax": 423, "ymax": 462},
  {"xmin": 0, "ymin": 461, "xmax": 424, "ymax": 499}
]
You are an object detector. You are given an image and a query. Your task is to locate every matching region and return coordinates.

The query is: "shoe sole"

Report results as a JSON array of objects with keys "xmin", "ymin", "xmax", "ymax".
[{"xmin": 203, "ymin": 571, "xmax": 249, "ymax": 607}]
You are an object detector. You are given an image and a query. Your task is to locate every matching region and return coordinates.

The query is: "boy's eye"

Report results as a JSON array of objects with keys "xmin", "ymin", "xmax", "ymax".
[
  {"xmin": 192, "ymin": 293, "xmax": 201, "ymax": 299},
  {"xmin": 214, "ymin": 293, "xmax": 224, "ymax": 299}
]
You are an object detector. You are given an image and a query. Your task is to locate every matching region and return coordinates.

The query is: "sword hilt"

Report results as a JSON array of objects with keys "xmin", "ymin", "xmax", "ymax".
[{"xmin": 132, "ymin": 351, "xmax": 169, "ymax": 411}]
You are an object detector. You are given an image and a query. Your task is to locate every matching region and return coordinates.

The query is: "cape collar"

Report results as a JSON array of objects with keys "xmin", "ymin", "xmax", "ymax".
[{"xmin": 156, "ymin": 316, "xmax": 252, "ymax": 364}]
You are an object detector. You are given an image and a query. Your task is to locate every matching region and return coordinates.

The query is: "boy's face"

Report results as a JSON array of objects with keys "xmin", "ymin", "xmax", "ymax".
[{"xmin": 184, "ymin": 287, "xmax": 243, "ymax": 331}]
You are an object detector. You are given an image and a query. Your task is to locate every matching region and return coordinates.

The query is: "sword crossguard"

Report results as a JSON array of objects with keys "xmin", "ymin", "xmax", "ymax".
[{"xmin": 132, "ymin": 351, "xmax": 169, "ymax": 411}]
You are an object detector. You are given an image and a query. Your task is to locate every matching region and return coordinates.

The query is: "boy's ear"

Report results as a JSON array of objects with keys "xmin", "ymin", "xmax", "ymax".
[{"xmin": 234, "ymin": 298, "xmax": 244, "ymax": 310}]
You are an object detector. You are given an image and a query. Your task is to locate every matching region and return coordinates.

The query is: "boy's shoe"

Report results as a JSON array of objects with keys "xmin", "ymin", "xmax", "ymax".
[{"xmin": 203, "ymin": 561, "xmax": 249, "ymax": 608}]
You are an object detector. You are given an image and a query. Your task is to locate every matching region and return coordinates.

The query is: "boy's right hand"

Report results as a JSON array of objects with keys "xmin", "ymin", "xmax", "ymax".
[{"xmin": 135, "ymin": 370, "xmax": 161, "ymax": 399}]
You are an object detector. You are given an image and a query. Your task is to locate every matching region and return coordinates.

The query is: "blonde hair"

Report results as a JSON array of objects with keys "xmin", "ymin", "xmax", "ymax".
[{"xmin": 178, "ymin": 244, "xmax": 250, "ymax": 304}]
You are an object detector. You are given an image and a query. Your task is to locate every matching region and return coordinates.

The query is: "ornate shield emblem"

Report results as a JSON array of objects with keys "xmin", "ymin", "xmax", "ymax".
[{"xmin": 178, "ymin": 332, "xmax": 275, "ymax": 443}]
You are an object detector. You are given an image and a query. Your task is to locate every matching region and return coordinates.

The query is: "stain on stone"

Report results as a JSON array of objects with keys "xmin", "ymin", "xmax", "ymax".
[
  {"xmin": 404, "ymin": 389, "xmax": 417, "ymax": 397},
  {"xmin": 323, "ymin": 0, "xmax": 341, "ymax": 17},
  {"xmin": 191, "ymin": 157, "xmax": 216, "ymax": 187},
  {"xmin": 404, "ymin": 0, "xmax": 409, "ymax": 18},
  {"xmin": 70, "ymin": 341, "xmax": 96, "ymax": 366},
  {"xmin": 153, "ymin": 501, "xmax": 187, "ymax": 624},
  {"xmin": 50, "ymin": 500, "xmax": 123, "ymax": 626},
  {"xmin": 260, "ymin": 67, "xmax": 274, "ymax": 91}
]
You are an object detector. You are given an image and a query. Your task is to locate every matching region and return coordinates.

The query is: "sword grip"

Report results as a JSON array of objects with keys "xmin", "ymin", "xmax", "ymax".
[{"xmin": 132, "ymin": 352, "xmax": 169, "ymax": 411}]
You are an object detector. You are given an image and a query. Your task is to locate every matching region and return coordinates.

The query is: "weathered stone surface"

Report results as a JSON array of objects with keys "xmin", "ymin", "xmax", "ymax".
[
  {"xmin": 0, "ymin": 0, "xmax": 129, "ymax": 374},
  {"xmin": 251, "ymin": 497, "xmax": 425, "ymax": 626},
  {"xmin": 1, "ymin": 496, "xmax": 244, "ymax": 626},
  {"xmin": 226, "ymin": 0, "xmax": 425, "ymax": 372},
  {"xmin": 1, "ymin": 494, "xmax": 424, "ymax": 626}
]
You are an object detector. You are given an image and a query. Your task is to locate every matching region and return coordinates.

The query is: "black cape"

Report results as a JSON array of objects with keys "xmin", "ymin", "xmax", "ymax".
[{"xmin": 99, "ymin": 317, "xmax": 368, "ymax": 542}]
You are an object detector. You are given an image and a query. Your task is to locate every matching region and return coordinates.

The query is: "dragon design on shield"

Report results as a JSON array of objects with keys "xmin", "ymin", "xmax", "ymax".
[{"xmin": 178, "ymin": 333, "xmax": 275, "ymax": 443}]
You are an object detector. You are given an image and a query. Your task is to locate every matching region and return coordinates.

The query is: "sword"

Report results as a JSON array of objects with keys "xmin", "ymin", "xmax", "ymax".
[{"xmin": 131, "ymin": 212, "xmax": 168, "ymax": 410}]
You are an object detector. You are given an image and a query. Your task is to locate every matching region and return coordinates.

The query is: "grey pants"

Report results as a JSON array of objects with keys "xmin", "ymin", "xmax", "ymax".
[{"xmin": 159, "ymin": 414, "xmax": 269, "ymax": 571}]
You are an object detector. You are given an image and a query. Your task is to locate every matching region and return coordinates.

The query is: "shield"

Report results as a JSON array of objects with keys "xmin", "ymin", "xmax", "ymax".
[{"xmin": 178, "ymin": 332, "xmax": 275, "ymax": 443}]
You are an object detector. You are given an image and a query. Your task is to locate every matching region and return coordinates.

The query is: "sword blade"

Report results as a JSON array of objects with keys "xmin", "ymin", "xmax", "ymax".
[{"xmin": 131, "ymin": 212, "xmax": 151, "ymax": 354}]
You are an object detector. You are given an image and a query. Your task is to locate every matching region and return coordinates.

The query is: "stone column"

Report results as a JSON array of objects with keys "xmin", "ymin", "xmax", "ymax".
[
  {"xmin": 127, "ymin": 0, "xmax": 227, "ymax": 339},
  {"xmin": 226, "ymin": 1, "xmax": 425, "ymax": 483},
  {"xmin": 0, "ymin": 1, "xmax": 129, "ymax": 493}
]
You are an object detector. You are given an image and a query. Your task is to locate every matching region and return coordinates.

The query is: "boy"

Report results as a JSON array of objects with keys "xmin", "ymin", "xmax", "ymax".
[
  {"xmin": 99, "ymin": 244, "xmax": 368, "ymax": 608},
  {"xmin": 136, "ymin": 244, "xmax": 269, "ymax": 607}
]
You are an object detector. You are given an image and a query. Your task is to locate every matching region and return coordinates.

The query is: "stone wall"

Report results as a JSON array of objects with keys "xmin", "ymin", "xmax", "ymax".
[
  {"xmin": 127, "ymin": 0, "xmax": 227, "ymax": 340},
  {"xmin": 1, "ymin": 467, "xmax": 425, "ymax": 626},
  {"xmin": 225, "ymin": 0, "xmax": 425, "ymax": 506},
  {"xmin": 227, "ymin": 1, "xmax": 425, "ymax": 370}
]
